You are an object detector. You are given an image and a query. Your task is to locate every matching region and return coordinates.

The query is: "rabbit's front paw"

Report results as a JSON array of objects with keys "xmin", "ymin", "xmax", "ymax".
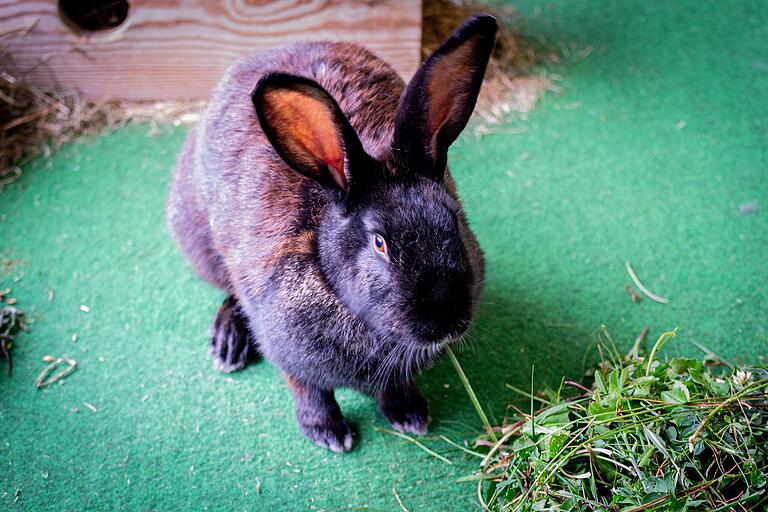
[
  {"xmin": 388, "ymin": 410, "xmax": 431, "ymax": 436},
  {"xmin": 209, "ymin": 295, "xmax": 257, "ymax": 372},
  {"xmin": 377, "ymin": 384, "xmax": 431, "ymax": 435},
  {"xmin": 301, "ymin": 418, "xmax": 354, "ymax": 452},
  {"xmin": 286, "ymin": 376, "xmax": 355, "ymax": 452}
]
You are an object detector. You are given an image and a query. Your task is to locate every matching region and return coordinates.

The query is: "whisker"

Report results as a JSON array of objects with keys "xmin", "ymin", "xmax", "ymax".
[
  {"xmin": 372, "ymin": 341, "xmax": 402, "ymax": 391},
  {"xmin": 352, "ymin": 333, "xmax": 393, "ymax": 380}
]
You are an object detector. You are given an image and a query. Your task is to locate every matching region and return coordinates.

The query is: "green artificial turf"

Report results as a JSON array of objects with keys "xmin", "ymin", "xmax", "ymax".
[{"xmin": 1, "ymin": 0, "xmax": 766, "ymax": 510}]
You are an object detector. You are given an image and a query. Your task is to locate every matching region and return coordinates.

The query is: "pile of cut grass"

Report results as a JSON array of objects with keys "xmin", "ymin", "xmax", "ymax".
[{"xmin": 449, "ymin": 329, "xmax": 768, "ymax": 511}]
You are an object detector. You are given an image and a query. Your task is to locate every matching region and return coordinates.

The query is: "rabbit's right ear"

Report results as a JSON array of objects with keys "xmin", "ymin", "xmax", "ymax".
[
  {"xmin": 393, "ymin": 15, "xmax": 497, "ymax": 181},
  {"xmin": 253, "ymin": 74, "xmax": 372, "ymax": 204}
]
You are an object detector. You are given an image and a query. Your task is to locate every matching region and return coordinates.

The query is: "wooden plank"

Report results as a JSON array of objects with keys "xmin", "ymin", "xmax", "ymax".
[{"xmin": 0, "ymin": 0, "xmax": 422, "ymax": 101}]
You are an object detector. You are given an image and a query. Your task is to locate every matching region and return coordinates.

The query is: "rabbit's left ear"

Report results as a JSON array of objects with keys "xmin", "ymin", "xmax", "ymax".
[
  {"xmin": 393, "ymin": 15, "xmax": 497, "ymax": 181},
  {"xmin": 252, "ymin": 73, "xmax": 373, "ymax": 204}
]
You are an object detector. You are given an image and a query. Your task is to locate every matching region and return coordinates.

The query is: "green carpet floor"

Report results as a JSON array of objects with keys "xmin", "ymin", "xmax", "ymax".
[{"xmin": 2, "ymin": 0, "xmax": 766, "ymax": 510}]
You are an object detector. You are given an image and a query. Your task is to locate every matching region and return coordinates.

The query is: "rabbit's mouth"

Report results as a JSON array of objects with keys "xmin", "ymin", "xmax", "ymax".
[
  {"xmin": 410, "ymin": 317, "xmax": 472, "ymax": 348},
  {"xmin": 437, "ymin": 324, "xmax": 472, "ymax": 346}
]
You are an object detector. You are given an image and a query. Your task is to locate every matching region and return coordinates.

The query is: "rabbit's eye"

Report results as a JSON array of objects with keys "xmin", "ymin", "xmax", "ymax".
[{"xmin": 373, "ymin": 233, "xmax": 389, "ymax": 260}]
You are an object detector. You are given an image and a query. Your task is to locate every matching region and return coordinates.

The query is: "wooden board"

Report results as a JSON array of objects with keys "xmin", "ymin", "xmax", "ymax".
[{"xmin": 0, "ymin": 0, "xmax": 422, "ymax": 101}]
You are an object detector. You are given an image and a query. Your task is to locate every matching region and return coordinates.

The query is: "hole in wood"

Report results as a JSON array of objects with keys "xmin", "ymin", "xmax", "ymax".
[{"xmin": 58, "ymin": 0, "xmax": 130, "ymax": 33}]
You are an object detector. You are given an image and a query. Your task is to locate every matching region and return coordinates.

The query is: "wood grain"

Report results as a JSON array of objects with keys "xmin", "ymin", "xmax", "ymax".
[{"xmin": 0, "ymin": 0, "xmax": 422, "ymax": 100}]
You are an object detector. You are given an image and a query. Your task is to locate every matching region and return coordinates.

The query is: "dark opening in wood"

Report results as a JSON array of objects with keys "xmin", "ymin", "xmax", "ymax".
[{"xmin": 58, "ymin": 0, "xmax": 130, "ymax": 33}]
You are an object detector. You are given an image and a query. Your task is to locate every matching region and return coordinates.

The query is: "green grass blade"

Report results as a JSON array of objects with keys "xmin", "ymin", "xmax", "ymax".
[
  {"xmin": 445, "ymin": 346, "xmax": 498, "ymax": 443},
  {"xmin": 375, "ymin": 428, "xmax": 452, "ymax": 464}
]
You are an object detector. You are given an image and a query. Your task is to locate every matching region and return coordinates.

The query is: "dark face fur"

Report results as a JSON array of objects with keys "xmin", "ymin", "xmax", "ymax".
[
  {"xmin": 318, "ymin": 175, "xmax": 474, "ymax": 346},
  {"xmin": 253, "ymin": 16, "xmax": 496, "ymax": 350}
]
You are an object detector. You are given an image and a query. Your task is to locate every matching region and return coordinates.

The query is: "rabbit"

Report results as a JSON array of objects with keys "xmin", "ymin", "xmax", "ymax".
[{"xmin": 167, "ymin": 15, "xmax": 497, "ymax": 451}]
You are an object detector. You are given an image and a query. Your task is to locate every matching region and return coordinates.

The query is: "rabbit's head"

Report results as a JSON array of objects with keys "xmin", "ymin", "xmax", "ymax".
[{"xmin": 253, "ymin": 16, "xmax": 496, "ymax": 346}]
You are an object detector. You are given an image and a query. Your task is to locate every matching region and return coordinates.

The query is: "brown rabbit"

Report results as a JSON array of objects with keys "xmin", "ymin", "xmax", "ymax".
[{"xmin": 167, "ymin": 15, "xmax": 496, "ymax": 451}]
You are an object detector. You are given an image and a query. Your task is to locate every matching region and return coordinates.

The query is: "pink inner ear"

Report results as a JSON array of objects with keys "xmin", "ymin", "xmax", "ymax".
[
  {"xmin": 263, "ymin": 87, "xmax": 348, "ymax": 191},
  {"xmin": 325, "ymin": 160, "xmax": 347, "ymax": 190},
  {"xmin": 425, "ymin": 44, "xmax": 479, "ymax": 155}
]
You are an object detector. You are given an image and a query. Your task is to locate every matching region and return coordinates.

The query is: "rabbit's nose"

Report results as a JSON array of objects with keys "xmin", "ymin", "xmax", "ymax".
[{"xmin": 411, "ymin": 267, "xmax": 471, "ymax": 342}]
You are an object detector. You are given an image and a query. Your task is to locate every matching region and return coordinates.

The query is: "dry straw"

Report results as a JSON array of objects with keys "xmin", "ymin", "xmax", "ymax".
[{"xmin": 0, "ymin": 25, "xmax": 203, "ymax": 191}]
